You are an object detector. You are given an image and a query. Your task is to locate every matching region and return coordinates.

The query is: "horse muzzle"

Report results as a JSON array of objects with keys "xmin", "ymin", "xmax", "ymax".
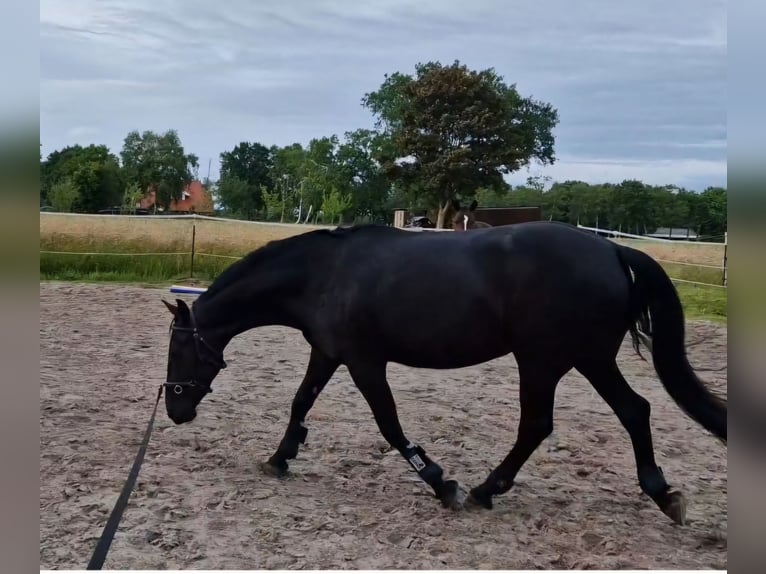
[{"xmin": 168, "ymin": 409, "xmax": 197, "ymax": 425}]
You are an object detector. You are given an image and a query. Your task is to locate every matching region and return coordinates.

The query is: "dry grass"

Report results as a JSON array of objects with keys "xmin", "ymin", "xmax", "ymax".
[
  {"xmin": 41, "ymin": 213, "xmax": 726, "ymax": 263},
  {"xmin": 39, "ymin": 213, "xmax": 333, "ymax": 284},
  {"xmin": 40, "ymin": 213, "xmax": 331, "ymax": 256},
  {"xmin": 38, "ymin": 214, "xmax": 727, "ymax": 320},
  {"xmin": 615, "ymin": 238, "xmax": 725, "ymax": 268}
]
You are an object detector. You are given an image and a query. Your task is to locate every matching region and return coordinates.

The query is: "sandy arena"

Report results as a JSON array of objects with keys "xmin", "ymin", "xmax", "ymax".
[{"xmin": 39, "ymin": 282, "xmax": 727, "ymax": 570}]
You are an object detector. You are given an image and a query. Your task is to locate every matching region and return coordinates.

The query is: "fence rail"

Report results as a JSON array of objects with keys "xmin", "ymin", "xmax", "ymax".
[
  {"xmin": 574, "ymin": 224, "xmax": 727, "ymax": 287},
  {"xmin": 40, "ymin": 213, "xmax": 727, "ymax": 289},
  {"xmin": 195, "ymin": 252, "xmax": 241, "ymax": 260},
  {"xmin": 667, "ymin": 277, "xmax": 727, "ymax": 289},
  {"xmin": 653, "ymin": 259, "xmax": 724, "ymax": 270},
  {"xmin": 575, "ymin": 223, "xmax": 726, "ymax": 246},
  {"xmin": 39, "ymin": 211, "xmax": 334, "ymax": 229},
  {"xmin": 39, "ymin": 251, "xmax": 727, "ymax": 289},
  {"xmin": 40, "ymin": 250, "xmax": 192, "ymax": 256}
]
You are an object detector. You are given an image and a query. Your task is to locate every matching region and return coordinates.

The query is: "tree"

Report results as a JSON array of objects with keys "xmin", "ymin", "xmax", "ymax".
[
  {"xmin": 217, "ymin": 142, "xmax": 273, "ymax": 217},
  {"xmin": 336, "ymin": 129, "xmax": 391, "ymax": 222},
  {"xmin": 696, "ymin": 186, "xmax": 727, "ymax": 238},
  {"xmin": 121, "ymin": 182, "xmax": 145, "ymax": 214},
  {"xmin": 216, "ymin": 176, "xmax": 253, "ymax": 219},
  {"xmin": 48, "ymin": 179, "xmax": 80, "ymax": 212},
  {"xmin": 201, "ymin": 176, "xmax": 219, "ymax": 210},
  {"xmin": 71, "ymin": 155, "xmax": 124, "ymax": 213},
  {"xmin": 474, "ymin": 184, "xmax": 512, "ymax": 208},
  {"xmin": 509, "ymin": 184, "xmax": 546, "ymax": 210},
  {"xmin": 607, "ymin": 179, "xmax": 652, "ymax": 234},
  {"xmin": 321, "ymin": 186, "xmax": 352, "ymax": 225},
  {"xmin": 120, "ymin": 129, "xmax": 199, "ymax": 210},
  {"xmin": 646, "ymin": 185, "xmax": 689, "ymax": 231},
  {"xmin": 40, "ymin": 144, "xmax": 124, "ymax": 212},
  {"xmin": 300, "ymin": 137, "xmax": 339, "ymax": 218},
  {"xmin": 261, "ymin": 185, "xmax": 285, "ymax": 221},
  {"xmin": 362, "ymin": 60, "xmax": 559, "ymax": 227},
  {"xmin": 545, "ymin": 181, "xmax": 576, "ymax": 222},
  {"xmin": 270, "ymin": 143, "xmax": 307, "ymax": 220},
  {"xmin": 41, "ymin": 145, "xmax": 88, "ymax": 204},
  {"xmin": 263, "ymin": 134, "xmax": 390, "ymax": 224}
]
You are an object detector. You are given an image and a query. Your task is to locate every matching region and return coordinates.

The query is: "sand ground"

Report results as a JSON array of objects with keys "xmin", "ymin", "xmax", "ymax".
[{"xmin": 40, "ymin": 282, "xmax": 727, "ymax": 570}]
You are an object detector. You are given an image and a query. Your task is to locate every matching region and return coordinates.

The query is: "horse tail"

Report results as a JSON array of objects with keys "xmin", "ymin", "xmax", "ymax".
[{"xmin": 615, "ymin": 244, "xmax": 727, "ymax": 443}]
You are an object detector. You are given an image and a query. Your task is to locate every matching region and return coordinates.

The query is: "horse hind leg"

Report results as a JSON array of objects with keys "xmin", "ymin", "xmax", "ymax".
[{"xmin": 575, "ymin": 358, "xmax": 687, "ymax": 525}]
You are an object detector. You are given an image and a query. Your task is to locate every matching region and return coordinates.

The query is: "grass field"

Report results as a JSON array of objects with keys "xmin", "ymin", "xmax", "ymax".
[
  {"xmin": 40, "ymin": 213, "xmax": 332, "ymax": 284},
  {"xmin": 40, "ymin": 213, "xmax": 727, "ymax": 321}
]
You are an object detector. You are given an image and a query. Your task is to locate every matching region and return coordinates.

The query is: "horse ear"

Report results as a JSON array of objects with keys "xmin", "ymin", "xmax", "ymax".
[
  {"xmin": 175, "ymin": 298, "xmax": 191, "ymax": 320},
  {"xmin": 162, "ymin": 299, "xmax": 178, "ymax": 316},
  {"xmin": 469, "ymin": 199, "xmax": 478, "ymax": 211}
]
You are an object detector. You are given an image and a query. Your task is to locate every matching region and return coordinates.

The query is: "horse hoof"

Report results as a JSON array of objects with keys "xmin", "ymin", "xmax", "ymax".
[
  {"xmin": 662, "ymin": 491, "xmax": 687, "ymax": 525},
  {"xmin": 466, "ymin": 488, "xmax": 493, "ymax": 510},
  {"xmin": 438, "ymin": 480, "xmax": 468, "ymax": 510},
  {"xmin": 258, "ymin": 459, "xmax": 289, "ymax": 478}
]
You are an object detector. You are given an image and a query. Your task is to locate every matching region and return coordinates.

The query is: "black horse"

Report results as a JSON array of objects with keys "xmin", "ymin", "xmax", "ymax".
[{"xmin": 161, "ymin": 221, "xmax": 726, "ymax": 525}]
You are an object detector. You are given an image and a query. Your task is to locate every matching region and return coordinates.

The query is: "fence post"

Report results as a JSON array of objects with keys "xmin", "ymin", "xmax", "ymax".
[
  {"xmin": 722, "ymin": 231, "xmax": 727, "ymax": 286},
  {"xmin": 190, "ymin": 222, "xmax": 196, "ymax": 279}
]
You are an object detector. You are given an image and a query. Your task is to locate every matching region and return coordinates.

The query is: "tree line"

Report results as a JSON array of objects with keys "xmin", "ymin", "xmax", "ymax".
[
  {"xmin": 40, "ymin": 59, "xmax": 727, "ymax": 240},
  {"xmin": 475, "ymin": 176, "xmax": 727, "ymax": 240}
]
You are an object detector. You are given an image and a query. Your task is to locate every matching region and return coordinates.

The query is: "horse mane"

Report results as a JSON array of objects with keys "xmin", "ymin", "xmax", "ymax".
[
  {"xmin": 197, "ymin": 236, "xmax": 300, "ymax": 303},
  {"xmin": 197, "ymin": 224, "xmax": 390, "ymax": 303}
]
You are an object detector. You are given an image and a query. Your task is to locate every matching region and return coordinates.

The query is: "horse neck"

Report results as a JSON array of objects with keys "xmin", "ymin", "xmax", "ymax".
[{"xmin": 193, "ymin": 245, "xmax": 315, "ymax": 348}]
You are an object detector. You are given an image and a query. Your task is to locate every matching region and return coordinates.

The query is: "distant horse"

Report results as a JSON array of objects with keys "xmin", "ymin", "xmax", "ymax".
[
  {"xmin": 161, "ymin": 221, "xmax": 726, "ymax": 525},
  {"xmin": 452, "ymin": 199, "xmax": 492, "ymax": 231}
]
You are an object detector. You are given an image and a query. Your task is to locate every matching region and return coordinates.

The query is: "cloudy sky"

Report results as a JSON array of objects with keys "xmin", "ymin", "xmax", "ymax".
[{"xmin": 40, "ymin": 0, "xmax": 727, "ymax": 191}]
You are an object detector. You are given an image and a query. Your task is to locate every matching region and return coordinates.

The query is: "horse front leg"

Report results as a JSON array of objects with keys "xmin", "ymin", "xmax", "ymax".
[
  {"xmin": 260, "ymin": 347, "xmax": 339, "ymax": 476},
  {"xmin": 347, "ymin": 360, "xmax": 466, "ymax": 509},
  {"xmin": 468, "ymin": 355, "xmax": 568, "ymax": 509}
]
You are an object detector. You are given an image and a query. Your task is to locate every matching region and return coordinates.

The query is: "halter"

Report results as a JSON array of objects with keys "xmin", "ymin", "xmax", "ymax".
[{"xmin": 164, "ymin": 305, "xmax": 227, "ymax": 396}]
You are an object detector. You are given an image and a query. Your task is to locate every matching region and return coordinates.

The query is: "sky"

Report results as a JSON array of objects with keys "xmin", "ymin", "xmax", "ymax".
[{"xmin": 39, "ymin": 0, "xmax": 727, "ymax": 191}]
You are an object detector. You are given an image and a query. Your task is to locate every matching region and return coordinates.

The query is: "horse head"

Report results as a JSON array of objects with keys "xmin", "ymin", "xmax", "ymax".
[
  {"xmin": 161, "ymin": 298, "xmax": 228, "ymax": 424},
  {"xmin": 451, "ymin": 199, "xmax": 491, "ymax": 231}
]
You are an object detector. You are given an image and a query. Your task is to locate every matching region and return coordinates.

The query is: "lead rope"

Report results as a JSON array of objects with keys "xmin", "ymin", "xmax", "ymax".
[{"xmin": 86, "ymin": 384, "xmax": 164, "ymax": 570}]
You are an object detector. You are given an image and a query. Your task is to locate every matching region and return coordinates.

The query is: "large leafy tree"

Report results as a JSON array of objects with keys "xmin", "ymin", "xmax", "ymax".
[
  {"xmin": 41, "ymin": 145, "xmax": 81, "ymax": 204},
  {"xmin": 696, "ymin": 186, "xmax": 727, "ymax": 239},
  {"xmin": 607, "ymin": 179, "xmax": 653, "ymax": 234},
  {"xmin": 120, "ymin": 129, "xmax": 199, "ymax": 210},
  {"xmin": 268, "ymin": 142, "xmax": 320, "ymax": 222},
  {"xmin": 40, "ymin": 144, "xmax": 123, "ymax": 212},
  {"xmin": 47, "ymin": 178, "xmax": 80, "ymax": 212},
  {"xmin": 263, "ymin": 133, "xmax": 391, "ymax": 224},
  {"xmin": 215, "ymin": 176, "xmax": 251, "ymax": 219},
  {"xmin": 301, "ymin": 136, "xmax": 341, "ymax": 218},
  {"xmin": 336, "ymin": 129, "xmax": 391, "ymax": 221},
  {"xmin": 217, "ymin": 141, "xmax": 273, "ymax": 218},
  {"xmin": 362, "ymin": 60, "xmax": 559, "ymax": 227}
]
